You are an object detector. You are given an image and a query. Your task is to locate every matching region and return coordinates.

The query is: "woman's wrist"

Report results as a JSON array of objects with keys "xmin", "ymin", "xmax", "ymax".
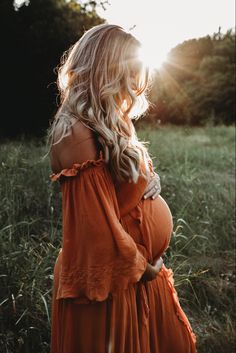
[
  {"xmin": 141, "ymin": 257, "xmax": 163, "ymax": 282},
  {"xmin": 141, "ymin": 263, "xmax": 157, "ymax": 282}
]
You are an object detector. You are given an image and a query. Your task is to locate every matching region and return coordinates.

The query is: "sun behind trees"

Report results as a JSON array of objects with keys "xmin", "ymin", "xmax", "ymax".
[
  {"xmin": 0, "ymin": 1, "xmax": 235, "ymax": 137},
  {"xmin": 148, "ymin": 28, "xmax": 235, "ymax": 126}
]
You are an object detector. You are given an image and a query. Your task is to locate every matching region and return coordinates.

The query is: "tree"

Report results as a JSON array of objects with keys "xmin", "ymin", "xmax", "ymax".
[
  {"xmin": 0, "ymin": 0, "xmax": 105, "ymax": 137},
  {"xmin": 149, "ymin": 29, "xmax": 235, "ymax": 125}
]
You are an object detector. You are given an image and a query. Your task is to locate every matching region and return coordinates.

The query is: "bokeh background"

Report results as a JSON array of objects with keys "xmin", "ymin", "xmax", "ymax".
[{"xmin": 0, "ymin": 1, "xmax": 235, "ymax": 353}]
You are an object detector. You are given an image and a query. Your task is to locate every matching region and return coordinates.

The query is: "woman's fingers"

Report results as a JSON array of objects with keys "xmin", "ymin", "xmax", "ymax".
[
  {"xmin": 145, "ymin": 177, "xmax": 156, "ymax": 192},
  {"xmin": 144, "ymin": 187, "xmax": 161, "ymax": 200},
  {"xmin": 143, "ymin": 173, "xmax": 161, "ymax": 199},
  {"xmin": 153, "ymin": 257, "xmax": 163, "ymax": 273}
]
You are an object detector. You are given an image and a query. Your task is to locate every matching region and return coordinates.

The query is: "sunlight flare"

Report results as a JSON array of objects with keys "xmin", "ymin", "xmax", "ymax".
[{"xmin": 137, "ymin": 42, "xmax": 168, "ymax": 71}]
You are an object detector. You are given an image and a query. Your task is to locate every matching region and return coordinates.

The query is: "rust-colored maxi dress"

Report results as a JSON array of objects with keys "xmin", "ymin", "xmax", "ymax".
[{"xmin": 50, "ymin": 149, "xmax": 197, "ymax": 353}]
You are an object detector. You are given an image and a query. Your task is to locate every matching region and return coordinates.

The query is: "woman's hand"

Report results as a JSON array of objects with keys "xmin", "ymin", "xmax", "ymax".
[
  {"xmin": 143, "ymin": 172, "xmax": 161, "ymax": 200},
  {"xmin": 141, "ymin": 257, "xmax": 163, "ymax": 282}
]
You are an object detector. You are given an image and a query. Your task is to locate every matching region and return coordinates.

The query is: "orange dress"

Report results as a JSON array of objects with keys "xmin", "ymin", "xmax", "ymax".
[{"xmin": 49, "ymin": 150, "xmax": 197, "ymax": 353}]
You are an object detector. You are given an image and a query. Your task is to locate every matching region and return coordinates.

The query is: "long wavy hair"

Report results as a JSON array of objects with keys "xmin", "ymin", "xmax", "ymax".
[{"xmin": 46, "ymin": 23, "xmax": 154, "ymax": 183}]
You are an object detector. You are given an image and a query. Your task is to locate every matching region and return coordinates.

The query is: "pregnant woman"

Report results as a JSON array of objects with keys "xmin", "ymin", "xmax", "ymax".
[{"xmin": 47, "ymin": 24, "xmax": 197, "ymax": 353}]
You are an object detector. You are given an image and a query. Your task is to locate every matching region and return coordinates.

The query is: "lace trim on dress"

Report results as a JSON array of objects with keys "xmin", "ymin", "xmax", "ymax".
[
  {"xmin": 50, "ymin": 150, "xmax": 105, "ymax": 182},
  {"xmin": 56, "ymin": 254, "xmax": 147, "ymax": 301}
]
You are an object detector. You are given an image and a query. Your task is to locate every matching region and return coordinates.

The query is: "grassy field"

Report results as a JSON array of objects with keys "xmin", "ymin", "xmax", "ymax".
[{"xmin": 0, "ymin": 125, "xmax": 235, "ymax": 353}]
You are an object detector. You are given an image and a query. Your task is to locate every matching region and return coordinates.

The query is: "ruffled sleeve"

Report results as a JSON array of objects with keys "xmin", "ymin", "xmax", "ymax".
[{"xmin": 50, "ymin": 154, "xmax": 148, "ymax": 302}]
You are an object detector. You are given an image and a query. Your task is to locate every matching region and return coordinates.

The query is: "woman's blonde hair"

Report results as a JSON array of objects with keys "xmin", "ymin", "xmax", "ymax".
[{"xmin": 47, "ymin": 23, "xmax": 153, "ymax": 183}]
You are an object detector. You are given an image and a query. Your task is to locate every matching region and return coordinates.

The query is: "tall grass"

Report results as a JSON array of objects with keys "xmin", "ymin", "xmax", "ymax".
[
  {"xmin": 0, "ymin": 125, "xmax": 235, "ymax": 353},
  {"xmin": 138, "ymin": 124, "xmax": 235, "ymax": 353}
]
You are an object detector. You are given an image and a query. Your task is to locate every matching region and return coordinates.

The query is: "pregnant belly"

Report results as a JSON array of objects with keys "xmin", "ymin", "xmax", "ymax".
[{"xmin": 140, "ymin": 195, "xmax": 173, "ymax": 260}]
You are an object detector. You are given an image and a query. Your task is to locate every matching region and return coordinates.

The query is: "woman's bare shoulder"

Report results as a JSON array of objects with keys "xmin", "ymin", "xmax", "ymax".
[
  {"xmin": 50, "ymin": 118, "xmax": 100, "ymax": 173},
  {"xmin": 53, "ymin": 118, "xmax": 93, "ymax": 143}
]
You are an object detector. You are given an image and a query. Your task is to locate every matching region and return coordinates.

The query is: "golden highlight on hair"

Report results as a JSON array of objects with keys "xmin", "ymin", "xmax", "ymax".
[{"xmin": 47, "ymin": 23, "xmax": 154, "ymax": 183}]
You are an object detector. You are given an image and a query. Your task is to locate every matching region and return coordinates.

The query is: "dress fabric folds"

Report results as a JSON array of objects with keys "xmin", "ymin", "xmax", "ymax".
[{"xmin": 50, "ymin": 150, "xmax": 197, "ymax": 353}]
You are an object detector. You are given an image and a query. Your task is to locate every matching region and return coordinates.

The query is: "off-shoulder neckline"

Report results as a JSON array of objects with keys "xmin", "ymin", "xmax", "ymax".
[{"xmin": 50, "ymin": 150, "xmax": 106, "ymax": 182}]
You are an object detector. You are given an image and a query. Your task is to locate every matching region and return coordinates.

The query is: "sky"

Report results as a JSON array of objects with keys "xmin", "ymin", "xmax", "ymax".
[
  {"xmin": 96, "ymin": 0, "xmax": 235, "ymax": 68},
  {"xmin": 14, "ymin": 0, "xmax": 235, "ymax": 68}
]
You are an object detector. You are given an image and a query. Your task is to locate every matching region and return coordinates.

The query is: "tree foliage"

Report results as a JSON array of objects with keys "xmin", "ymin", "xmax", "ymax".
[
  {"xmin": 0, "ymin": 3, "xmax": 235, "ymax": 137},
  {"xmin": 149, "ymin": 28, "xmax": 235, "ymax": 125},
  {"xmin": 0, "ymin": 0, "xmax": 105, "ymax": 137}
]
